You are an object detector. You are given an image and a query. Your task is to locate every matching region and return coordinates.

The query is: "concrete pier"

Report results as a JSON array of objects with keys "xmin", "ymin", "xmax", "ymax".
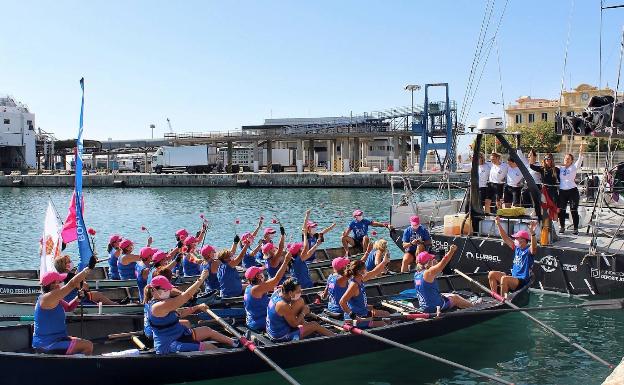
[{"xmin": 0, "ymin": 172, "xmax": 469, "ymax": 188}]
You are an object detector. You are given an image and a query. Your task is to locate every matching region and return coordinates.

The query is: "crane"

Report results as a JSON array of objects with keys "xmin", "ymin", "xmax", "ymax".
[{"xmin": 166, "ymin": 118, "xmax": 173, "ymax": 133}]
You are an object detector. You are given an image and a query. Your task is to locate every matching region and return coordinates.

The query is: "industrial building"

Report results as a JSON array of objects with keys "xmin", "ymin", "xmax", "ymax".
[{"xmin": 0, "ymin": 96, "xmax": 36, "ymax": 172}]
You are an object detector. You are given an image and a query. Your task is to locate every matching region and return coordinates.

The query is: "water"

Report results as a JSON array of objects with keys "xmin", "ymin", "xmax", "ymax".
[{"xmin": 0, "ymin": 186, "xmax": 621, "ymax": 384}]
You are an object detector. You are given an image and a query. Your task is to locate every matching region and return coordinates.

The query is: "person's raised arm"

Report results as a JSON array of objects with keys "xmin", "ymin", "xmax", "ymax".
[
  {"xmin": 230, "ymin": 242, "xmax": 250, "ymax": 267},
  {"xmin": 363, "ymin": 250, "xmax": 389, "ymax": 281},
  {"xmin": 301, "ymin": 238, "xmax": 322, "ymax": 262},
  {"xmin": 251, "ymin": 217, "xmax": 263, "ymax": 238},
  {"xmin": 120, "ymin": 253, "xmax": 141, "ymax": 265},
  {"xmin": 423, "ymin": 245, "xmax": 457, "ymax": 281},
  {"xmin": 41, "ymin": 259, "xmax": 95, "ymax": 307},
  {"xmin": 529, "ymin": 221, "xmax": 538, "ymax": 256},
  {"xmin": 301, "ymin": 208, "xmax": 311, "ymax": 233},
  {"xmin": 197, "ymin": 222, "xmax": 207, "ymax": 243},
  {"xmin": 152, "ymin": 269, "xmax": 208, "ymax": 315},
  {"xmin": 320, "ymin": 223, "xmax": 336, "ymax": 235},
  {"xmin": 229, "ymin": 234, "xmax": 240, "ymax": 256},
  {"xmin": 496, "ymin": 216, "xmax": 514, "ymax": 250},
  {"xmin": 277, "ymin": 225, "xmax": 286, "ymax": 255},
  {"xmin": 249, "ymin": 242, "xmax": 262, "ymax": 257},
  {"xmin": 252, "ymin": 252, "xmax": 293, "ymax": 296},
  {"xmin": 370, "ymin": 220, "xmax": 390, "ymax": 229},
  {"xmin": 575, "ymin": 144, "xmax": 584, "ymax": 169}
]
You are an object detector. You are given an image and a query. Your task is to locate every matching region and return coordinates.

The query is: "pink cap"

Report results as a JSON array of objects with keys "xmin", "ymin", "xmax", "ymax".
[
  {"xmin": 152, "ymin": 250, "xmax": 168, "ymax": 264},
  {"xmin": 410, "ymin": 215, "xmax": 420, "ymax": 226},
  {"xmin": 244, "ymin": 266, "xmax": 265, "ymax": 280},
  {"xmin": 264, "ymin": 228, "xmax": 276, "ymax": 235},
  {"xmin": 306, "ymin": 220, "xmax": 318, "ymax": 229},
  {"xmin": 40, "ymin": 271, "xmax": 67, "ymax": 286},
  {"xmin": 140, "ymin": 247, "xmax": 156, "ymax": 260},
  {"xmin": 417, "ymin": 251, "xmax": 436, "ymax": 265},
  {"xmin": 261, "ymin": 242, "xmax": 275, "ymax": 255},
  {"xmin": 119, "ymin": 239, "xmax": 133, "ymax": 249},
  {"xmin": 241, "ymin": 232, "xmax": 253, "ymax": 243},
  {"xmin": 175, "ymin": 229, "xmax": 189, "ymax": 239},
  {"xmin": 149, "ymin": 275, "xmax": 173, "ymax": 290},
  {"xmin": 332, "ymin": 257, "xmax": 350, "ymax": 271},
  {"xmin": 353, "ymin": 209, "xmax": 363, "ymax": 217},
  {"xmin": 200, "ymin": 245, "xmax": 216, "ymax": 258},
  {"xmin": 108, "ymin": 234, "xmax": 121, "ymax": 244},
  {"xmin": 287, "ymin": 242, "xmax": 303, "ymax": 255},
  {"xmin": 512, "ymin": 230, "xmax": 531, "ymax": 240},
  {"xmin": 183, "ymin": 236, "xmax": 198, "ymax": 246}
]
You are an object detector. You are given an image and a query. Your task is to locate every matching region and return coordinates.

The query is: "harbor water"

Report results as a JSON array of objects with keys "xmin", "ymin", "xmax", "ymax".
[{"xmin": 0, "ymin": 187, "xmax": 621, "ymax": 385}]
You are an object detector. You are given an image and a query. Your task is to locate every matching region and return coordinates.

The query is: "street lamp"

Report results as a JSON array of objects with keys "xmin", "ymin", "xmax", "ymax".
[
  {"xmin": 404, "ymin": 84, "xmax": 421, "ymax": 170},
  {"xmin": 150, "ymin": 124, "xmax": 156, "ymax": 139}
]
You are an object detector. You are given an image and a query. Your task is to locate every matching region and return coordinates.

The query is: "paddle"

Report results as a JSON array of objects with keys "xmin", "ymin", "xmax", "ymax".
[
  {"xmin": 371, "ymin": 299, "xmax": 624, "ymax": 321},
  {"xmin": 204, "ymin": 307, "xmax": 301, "ymax": 385},
  {"xmin": 454, "ymin": 269, "xmax": 614, "ymax": 369},
  {"xmin": 310, "ymin": 313, "xmax": 515, "ymax": 385}
]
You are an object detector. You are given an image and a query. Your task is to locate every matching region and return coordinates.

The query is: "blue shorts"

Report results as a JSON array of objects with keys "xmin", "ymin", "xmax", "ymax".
[
  {"xmin": 421, "ymin": 296, "xmax": 452, "ymax": 313},
  {"xmin": 34, "ymin": 337, "xmax": 78, "ymax": 355},
  {"xmin": 270, "ymin": 327, "xmax": 301, "ymax": 342},
  {"xmin": 169, "ymin": 328, "xmax": 201, "ymax": 353}
]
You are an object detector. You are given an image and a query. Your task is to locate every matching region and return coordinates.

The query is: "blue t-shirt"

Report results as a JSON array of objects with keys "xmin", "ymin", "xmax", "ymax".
[
  {"xmin": 402, "ymin": 225, "xmax": 431, "ymax": 254},
  {"xmin": 348, "ymin": 218, "xmax": 372, "ymax": 240},
  {"xmin": 511, "ymin": 245, "xmax": 534, "ymax": 281}
]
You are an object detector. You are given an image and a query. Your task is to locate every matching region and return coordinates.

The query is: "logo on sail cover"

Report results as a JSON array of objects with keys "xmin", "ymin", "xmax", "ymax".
[{"xmin": 538, "ymin": 255, "xmax": 558, "ymax": 273}]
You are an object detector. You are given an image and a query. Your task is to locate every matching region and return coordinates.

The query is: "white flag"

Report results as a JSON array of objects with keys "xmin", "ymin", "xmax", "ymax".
[{"xmin": 40, "ymin": 201, "xmax": 62, "ymax": 276}]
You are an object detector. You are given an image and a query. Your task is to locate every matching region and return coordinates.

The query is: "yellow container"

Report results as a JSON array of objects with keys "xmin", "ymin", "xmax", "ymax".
[{"xmin": 444, "ymin": 214, "xmax": 472, "ymax": 235}]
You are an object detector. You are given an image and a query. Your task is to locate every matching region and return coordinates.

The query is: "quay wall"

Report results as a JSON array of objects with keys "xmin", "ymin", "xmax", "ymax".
[{"xmin": 0, "ymin": 172, "xmax": 470, "ymax": 188}]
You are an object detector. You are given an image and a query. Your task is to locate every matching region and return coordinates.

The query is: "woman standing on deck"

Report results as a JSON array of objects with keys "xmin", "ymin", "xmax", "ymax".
[
  {"xmin": 339, "ymin": 258, "xmax": 391, "ymax": 328},
  {"xmin": 414, "ymin": 246, "xmax": 473, "ymax": 313},
  {"xmin": 557, "ymin": 145, "xmax": 584, "ymax": 234},
  {"xmin": 32, "ymin": 256, "xmax": 97, "ymax": 355},
  {"xmin": 145, "ymin": 274, "xmax": 239, "ymax": 354},
  {"xmin": 266, "ymin": 277, "xmax": 335, "ymax": 341},
  {"xmin": 243, "ymin": 251, "xmax": 293, "ymax": 332},
  {"xmin": 485, "ymin": 152, "xmax": 508, "ymax": 213},
  {"xmin": 107, "ymin": 234, "xmax": 122, "ymax": 280}
]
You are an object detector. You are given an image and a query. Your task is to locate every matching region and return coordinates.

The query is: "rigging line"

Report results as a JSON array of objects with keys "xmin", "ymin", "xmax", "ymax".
[
  {"xmin": 557, "ymin": 0, "xmax": 575, "ymax": 154},
  {"xmin": 461, "ymin": 0, "xmax": 510, "ymax": 126},
  {"xmin": 599, "ymin": 0, "xmax": 604, "ymax": 89},
  {"xmin": 459, "ymin": 0, "xmax": 496, "ymax": 124},
  {"xmin": 608, "ymin": 25, "xmax": 624, "ymax": 169},
  {"xmin": 495, "ymin": 38, "xmax": 506, "ymax": 126}
]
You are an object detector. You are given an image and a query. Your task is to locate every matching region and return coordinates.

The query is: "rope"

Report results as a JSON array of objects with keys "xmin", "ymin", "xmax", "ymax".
[{"xmin": 558, "ymin": 0, "xmax": 575, "ymax": 154}]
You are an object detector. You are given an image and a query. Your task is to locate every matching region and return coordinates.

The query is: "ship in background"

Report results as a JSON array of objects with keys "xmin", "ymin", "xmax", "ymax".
[{"xmin": 0, "ymin": 95, "xmax": 36, "ymax": 173}]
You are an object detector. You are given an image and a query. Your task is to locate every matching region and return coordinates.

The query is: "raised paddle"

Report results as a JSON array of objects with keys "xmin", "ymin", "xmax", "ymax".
[
  {"xmin": 371, "ymin": 298, "xmax": 624, "ymax": 321},
  {"xmin": 204, "ymin": 307, "xmax": 301, "ymax": 385},
  {"xmin": 454, "ymin": 269, "xmax": 615, "ymax": 369},
  {"xmin": 310, "ymin": 313, "xmax": 515, "ymax": 385}
]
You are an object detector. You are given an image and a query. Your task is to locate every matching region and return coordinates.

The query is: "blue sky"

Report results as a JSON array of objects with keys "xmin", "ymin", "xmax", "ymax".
[{"xmin": 1, "ymin": 0, "xmax": 622, "ymax": 148}]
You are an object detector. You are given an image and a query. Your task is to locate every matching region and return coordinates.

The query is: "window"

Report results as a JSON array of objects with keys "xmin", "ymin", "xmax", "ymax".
[
  {"xmin": 27, "ymin": 120, "xmax": 32, "ymax": 125},
  {"xmin": 515, "ymin": 114, "xmax": 522, "ymax": 124},
  {"xmin": 3, "ymin": 119, "xmax": 9, "ymax": 124},
  {"xmin": 528, "ymin": 113, "xmax": 535, "ymax": 123},
  {"xmin": 369, "ymin": 146, "xmax": 373, "ymax": 151},
  {"xmin": 541, "ymin": 112, "xmax": 548, "ymax": 121}
]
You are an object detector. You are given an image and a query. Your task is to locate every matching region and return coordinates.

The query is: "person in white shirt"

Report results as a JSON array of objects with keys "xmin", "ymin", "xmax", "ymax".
[
  {"xmin": 503, "ymin": 158, "xmax": 524, "ymax": 207},
  {"xmin": 518, "ymin": 149, "xmax": 543, "ymax": 207},
  {"xmin": 558, "ymin": 144, "xmax": 584, "ymax": 235},
  {"xmin": 485, "ymin": 153, "xmax": 508, "ymax": 213},
  {"xmin": 478, "ymin": 153, "xmax": 492, "ymax": 212}
]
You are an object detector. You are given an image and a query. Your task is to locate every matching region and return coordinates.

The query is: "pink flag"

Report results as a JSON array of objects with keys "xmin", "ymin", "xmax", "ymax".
[{"xmin": 61, "ymin": 192, "xmax": 84, "ymax": 243}]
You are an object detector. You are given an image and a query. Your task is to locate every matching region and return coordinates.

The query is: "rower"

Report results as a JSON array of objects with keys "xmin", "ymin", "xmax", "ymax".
[
  {"xmin": 266, "ymin": 277, "xmax": 335, "ymax": 342},
  {"xmin": 199, "ymin": 245, "xmax": 220, "ymax": 292},
  {"xmin": 243, "ymin": 251, "xmax": 293, "ymax": 332},
  {"xmin": 288, "ymin": 235, "xmax": 321, "ymax": 289},
  {"xmin": 339, "ymin": 259, "xmax": 391, "ymax": 328},
  {"xmin": 181, "ymin": 236, "xmax": 202, "ymax": 276},
  {"xmin": 414, "ymin": 246, "xmax": 473, "ymax": 313},
  {"xmin": 240, "ymin": 232, "xmax": 263, "ymax": 269},
  {"xmin": 320, "ymin": 256, "xmax": 350, "ymax": 315},
  {"xmin": 107, "ymin": 234, "xmax": 122, "ymax": 280},
  {"xmin": 488, "ymin": 217, "xmax": 537, "ymax": 297},
  {"xmin": 118, "ymin": 237, "xmax": 153, "ymax": 280},
  {"xmin": 301, "ymin": 208, "xmax": 336, "ymax": 264},
  {"xmin": 32, "ymin": 256, "xmax": 97, "ymax": 355},
  {"xmin": 255, "ymin": 227, "xmax": 278, "ymax": 265},
  {"xmin": 400, "ymin": 215, "xmax": 432, "ymax": 273},
  {"xmin": 136, "ymin": 247, "xmax": 156, "ymax": 303},
  {"xmin": 263, "ymin": 226, "xmax": 286, "ymax": 283},
  {"xmin": 144, "ymin": 251, "xmax": 184, "ymax": 340},
  {"xmin": 341, "ymin": 209, "xmax": 391, "ymax": 256},
  {"xmin": 363, "ymin": 239, "xmax": 389, "ymax": 272},
  {"xmin": 217, "ymin": 235, "xmax": 251, "ymax": 298},
  {"xmin": 146, "ymin": 274, "xmax": 239, "ymax": 354},
  {"xmin": 173, "ymin": 228, "xmax": 189, "ymax": 276},
  {"xmin": 53, "ymin": 255, "xmax": 116, "ymax": 305}
]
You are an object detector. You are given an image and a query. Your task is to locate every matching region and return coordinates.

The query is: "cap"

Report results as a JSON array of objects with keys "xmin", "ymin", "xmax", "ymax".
[
  {"xmin": 175, "ymin": 229, "xmax": 189, "ymax": 239},
  {"xmin": 119, "ymin": 239, "xmax": 133, "ymax": 249},
  {"xmin": 287, "ymin": 242, "xmax": 303, "ymax": 255},
  {"xmin": 241, "ymin": 232, "xmax": 253, "ymax": 243},
  {"xmin": 200, "ymin": 245, "xmax": 216, "ymax": 258},
  {"xmin": 264, "ymin": 228, "xmax": 276, "ymax": 235},
  {"xmin": 183, "ymin": 236, "xmax": 198, "ymax": 246},
  {"xmin": 512, "ymin": 230, "xmax": 531, "ymax": 240},
  {"xmin": 306, "ymin": 220, "xmax": 318, "ymax": 229},
  {"xmin": 409, "ymin": 215, "xmax": 420, "ymax": 226},
  {"xmin": 108, "ymin": 234, "xmax": 121, "ymax": 244},
  {"xmin": 149, "ymin": 275, "xmax": 173, "ymax": 290},
  {"xmin": 40, "ymin": 271, "xmax": 67, "ymax": 286},
  {"xmin": 139, "ymin": 246, "xmax": 156, "ymax": 260},
  {"xmin": 152, "ymin": 250, "xmax": 168, "ymax": 264},
  {"xmin": 244, "ymin": 266, "xmax": 265, "ymax": 280},
  {"xmin": 261, "ymin": 242, "xmax": 275, "ymax": 255},
  {"xmin": 353, "ymin": 209, "xmax": 363, "ymax": 217},
  {"xmin": 331, "ymin": 257, "xmax": 350, "ymax": 271},
  {"xmin": 416, "ymin": 251, "xmax": 436, "ymax": 265}
]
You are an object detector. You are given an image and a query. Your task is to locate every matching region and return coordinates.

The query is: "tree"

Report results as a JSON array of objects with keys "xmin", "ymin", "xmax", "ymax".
[
  {"xmin": 514, "ymin": 121, "xmax": 561, "ymax": 153},
  {"xmin": 587, "ymin": 137, "xmax": 624, "ymax": 152}
]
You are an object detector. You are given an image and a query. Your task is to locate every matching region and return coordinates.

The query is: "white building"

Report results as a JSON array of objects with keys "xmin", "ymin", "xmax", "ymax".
[{"xmin": 0, "ymin": 96, "xmax": 36, "ymax": 170}]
